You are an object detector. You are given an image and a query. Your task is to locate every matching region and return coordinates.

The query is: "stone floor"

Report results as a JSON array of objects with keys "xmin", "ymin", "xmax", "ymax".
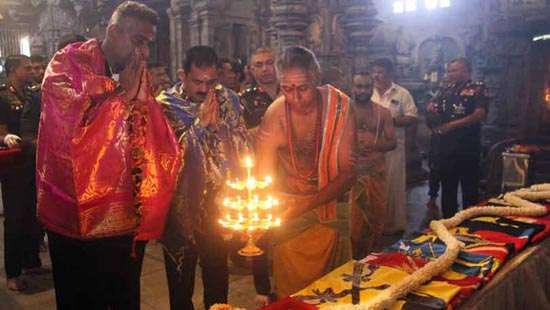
[{"xmin": 0, "ymin": 181, "xmax": 437, "ymax": 310}]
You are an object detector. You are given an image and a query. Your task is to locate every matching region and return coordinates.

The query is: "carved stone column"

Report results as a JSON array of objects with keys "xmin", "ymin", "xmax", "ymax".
[
  {"xmin": 270, "ymin": 0, "xmax": 308, "ymax": 49},
  {"xmin": 168, "ymin": 0, "xmax": 191, "ymax": 76},
  {"xmin": 255, "ymin": 0, "xmax": 274, "ymax": 48},
  {"xmin": 37, "ymin": 2, "xmax": 78, "ymax": 57},
  {"xmin": 189, "ymin": 0, "xmax": 218, "ymax": 47},
  {"xmin": 341, "ymin": 0, "xmax": 380, "ymax": 70}
]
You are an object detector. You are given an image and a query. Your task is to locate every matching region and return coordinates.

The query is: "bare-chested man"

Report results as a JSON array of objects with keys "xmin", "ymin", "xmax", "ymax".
[
  {"xmin": 255, "ymin": 46, "xmax": 356, "ymax": 297},
  {"xmin": 350, "ymin": 72, "xmax": 396, "ymax": 259}
]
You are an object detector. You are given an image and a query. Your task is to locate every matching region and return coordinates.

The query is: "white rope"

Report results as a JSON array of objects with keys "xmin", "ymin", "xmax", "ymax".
[{"xmin": 327, "ymin": 186, "xmax": 549, "ymax": 310}]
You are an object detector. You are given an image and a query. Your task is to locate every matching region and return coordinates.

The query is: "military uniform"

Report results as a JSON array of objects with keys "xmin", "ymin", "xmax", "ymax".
[
  {"xmin": 429, "ymin": 80, "xmax": 489, "ymax": 218},
  {"xmin": 0, "ymin": 82, "xmax": 43, "ymax": 280},
  {"xmin": 238, "ymin": 84, "xmax": 277, "ymax": 128}
]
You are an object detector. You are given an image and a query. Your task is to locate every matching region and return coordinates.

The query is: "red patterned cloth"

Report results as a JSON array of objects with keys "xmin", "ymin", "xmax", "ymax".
[
  {"xmin": 285, "ymin": 204, "xmax": 550, "ymax": 309},
  {"xmin": 37, "ymin": 39, "xmax": 181, "ymax": 240}
]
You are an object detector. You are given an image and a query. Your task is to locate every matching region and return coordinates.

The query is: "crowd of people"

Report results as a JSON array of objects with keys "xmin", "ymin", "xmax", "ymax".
[{"xmin": 0, "ymin": 1, "xmax": 489, "ymax": 309}]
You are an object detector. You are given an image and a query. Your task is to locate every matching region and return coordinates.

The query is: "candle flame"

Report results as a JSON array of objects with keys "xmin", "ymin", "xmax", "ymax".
[{"xmin": 220, "ymin": 155, "xmax": 281, "ymax": 234}]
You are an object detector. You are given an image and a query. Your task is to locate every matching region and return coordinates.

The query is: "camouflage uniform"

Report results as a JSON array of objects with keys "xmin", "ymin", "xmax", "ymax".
[
  {"xmin": 0, "ymin": 82, "xmax": 43, "ymax": 280},
  {"xmin": 238, "ymin": 84, "xmax": 277, "ymax": 128}
]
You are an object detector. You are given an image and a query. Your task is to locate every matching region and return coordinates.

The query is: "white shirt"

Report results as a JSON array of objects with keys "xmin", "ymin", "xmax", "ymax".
[{"xmin": 371, "ymin": 82, "xmax": 418, "ymax": 144}]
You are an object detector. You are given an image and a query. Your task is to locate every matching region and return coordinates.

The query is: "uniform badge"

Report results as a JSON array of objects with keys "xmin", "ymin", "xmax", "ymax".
[
  {"xmin": 460, "ymin": 88, "xmax": 475, "ymax": 96},
  {"xmin": 453, "ymin": 103, "xmax": 466, "ymax": 115}
]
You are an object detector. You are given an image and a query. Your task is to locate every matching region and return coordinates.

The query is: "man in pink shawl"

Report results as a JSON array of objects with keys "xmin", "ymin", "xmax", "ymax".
[{"xmin": 36, "ymin": 2, "xmax": 181, "ymax": 309}]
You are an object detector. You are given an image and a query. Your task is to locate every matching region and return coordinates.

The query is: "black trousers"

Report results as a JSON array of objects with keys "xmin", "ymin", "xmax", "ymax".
[
  {"xmin": 2, "ymin": 170, "xmax": 42, "ymax": 279},
  {"xmin": 228, "ymin": 234, "xmax": 272, "ymax": 296},
  {"xmin": 47, "ymin": 231, "xmax": 146, "ymax": 310},
  {"xmin": 164, "ymin": 230, "xmax": 228, "ymax": 310},
  {"xmin": 440, "ymin": 155, "xmax": 480, "ymax": 218}
]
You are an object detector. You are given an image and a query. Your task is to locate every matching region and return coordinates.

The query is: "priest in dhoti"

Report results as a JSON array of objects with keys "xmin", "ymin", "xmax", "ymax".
[
  {"xmin": 255, "ymin": 46, "xmax": 357, "ymax": 298},
  {"xmin": 371, "ymin": 58, "xmax": 418, "ymax": 234},
  {"xmin": 350, "ymin": 72, "xmax": 396, "ymax": 259},
  {"xmin": 36, "ymin": 2, "xmax": 181, "ymax": 308}
]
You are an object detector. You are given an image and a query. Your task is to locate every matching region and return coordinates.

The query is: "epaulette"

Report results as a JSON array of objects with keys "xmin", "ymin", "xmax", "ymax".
[
  {"xmin": 238, "ymin": 86, "xmax": 256, "ymax": 97},
  {"xmin": 28, "ymin": 84, "xmax": 41, "ymax": 92}
]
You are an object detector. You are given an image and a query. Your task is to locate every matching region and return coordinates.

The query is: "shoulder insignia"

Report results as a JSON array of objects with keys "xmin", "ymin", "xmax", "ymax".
[
  {"xmin": 28, "ymin": 84, "xmax": 41, "ymax": 92},
  {"xmin": 238, "ymin": 88, "xmax": 249, "ymax": 96},
  {"xmin": 472, "ymin": 81, "xmax": 487, "ymax": 94},
  {"xmin": 239, "ymin": 86, "xmax": 256, "ymax": 97}
]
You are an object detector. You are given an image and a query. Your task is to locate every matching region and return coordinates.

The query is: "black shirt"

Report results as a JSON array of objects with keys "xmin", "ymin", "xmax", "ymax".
[
  {"xmin": 0, "ymin": 83, "xmax": 40, "ymax": 167},
  {"xmin": 0, "ymin": 83, "xmax": 28, "ymax": 135},
  {"xmin": 238, "ymin": 84, "xmax": 277, "ymax": 128},
  {"xmin": 433, "ymin": 80, "xmax": 489, "ymax": 157}
]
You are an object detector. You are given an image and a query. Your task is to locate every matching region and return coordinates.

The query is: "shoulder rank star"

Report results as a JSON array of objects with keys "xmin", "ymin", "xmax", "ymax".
[
  {"xmin": 460, "ymin": 88, "xmax": 476, "ymax": 96},
  {"xmin": 28, "ymin": 84, "xmax": 41, "ymax": 92},
  {"xmin": 239, "ymin": 86, "xmax": 254, "ymax": 97},
  {"xmin": 453, "ymin": 103, "xmax": 466, "ymax": 115}
]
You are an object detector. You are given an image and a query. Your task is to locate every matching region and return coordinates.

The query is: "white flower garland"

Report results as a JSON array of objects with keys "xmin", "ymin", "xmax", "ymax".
[
  {"xmin": 512, "ymin": 190, "xmax": 550, "ymax": 201},
  {"xmin": 530, "ymin": 183, "xmax": 550, "ymax": 191},
  {"xmin": 327, "ymin": 186, "xmax": 549, "ymax": 310}
]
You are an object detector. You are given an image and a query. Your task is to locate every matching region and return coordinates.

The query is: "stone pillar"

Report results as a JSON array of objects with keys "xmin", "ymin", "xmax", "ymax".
[
  {"xmin": 189, "ymin": 0, "xmax": 218, "ymax": 47},
  {"xmin": 255, "ymin": 0, "xmax": 274, "ymax": 48},
  {"xmin": 341, "ymin": 0, "xmax": 380, "ymax": 70},
  {"xmin": 0, "ymin": 26, "xmax": 29, "ymax": 57},
  {"xmin": 270, "ymin": 0, "xmax": 308, "ymax": 49},
  {"xmin": 168, "ymin": 0, "xmax": 191, "ymax": 77}
]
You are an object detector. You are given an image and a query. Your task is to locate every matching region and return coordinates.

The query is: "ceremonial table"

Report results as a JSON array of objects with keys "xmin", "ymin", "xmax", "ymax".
[
  {"xmin": 261, "ymin": 201, "xmax": 550, "ymax": 310},
  {"xmin": 459, "ymin": 236, "xmax": 550, "ymax": 309},
  {"xmin": 262, "ymin": 238, "xmax": 550, "ymax": 310}
]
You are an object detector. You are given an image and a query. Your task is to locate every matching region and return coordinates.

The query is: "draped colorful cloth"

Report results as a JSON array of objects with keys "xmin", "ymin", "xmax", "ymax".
[
  {"xmin": 283, "ymin": 204, "xmax": 550, "ymax": 309},
  {"xmin": 271, "ymin": 85, "xmax": 352, "ymax": 298},
  {"xmin": 37, "ymin": 39, "xmax": 181, "ymax": 240},
  {"xmin": 317, "ymin": 85, "xmax": 351, "ymax": 223},
  {"xmin": 156, "ymin": 82, "xmax": 251, "ymax": 268},
  {"xmin": 350, "ymin": 174, "xmax": 387, "ymax": 259}
]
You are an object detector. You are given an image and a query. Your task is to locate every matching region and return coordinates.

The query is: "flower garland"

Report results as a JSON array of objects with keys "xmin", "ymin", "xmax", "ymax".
[
  {"xmin": 327, "ymin": 185, "xmax": 550, "ymax": 310},
  {"xmin": 530, "ymin": 183, "xmax": 550, "ymax": 191},
  {"xmin": 127, "ymin": 98, "xmax": 149, "ymax": 232}
]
